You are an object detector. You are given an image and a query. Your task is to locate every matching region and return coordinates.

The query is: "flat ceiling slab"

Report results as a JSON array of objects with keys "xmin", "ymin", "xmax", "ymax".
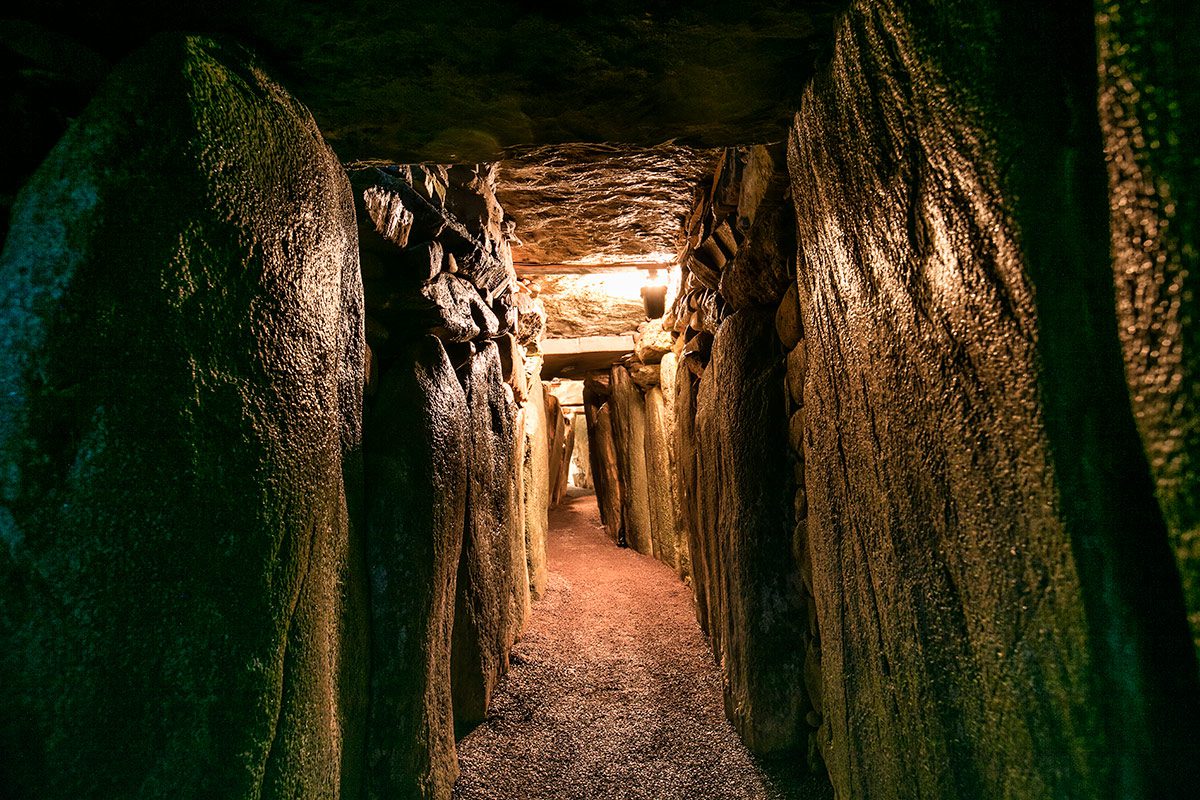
[{"xmin": 540, "ymin": 336, "xmax": 633, "ymax": 380}]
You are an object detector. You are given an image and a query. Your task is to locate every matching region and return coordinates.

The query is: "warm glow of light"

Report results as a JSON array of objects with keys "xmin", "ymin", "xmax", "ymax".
[
  {"xmin": 588, "ymin": 269, "xmax": 647, "ymax": 298},
  {"xmin": 561, "ymin": 250, "xmax": 676, "ymax": 266},
  {"xmin": 576, "ymin": 266, "xmax": 678, "ymax": 314}
]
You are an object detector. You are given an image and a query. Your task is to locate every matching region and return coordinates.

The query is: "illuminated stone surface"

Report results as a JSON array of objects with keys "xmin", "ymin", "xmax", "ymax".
[
  {"xmin": 1096, "ymin": 0, "xmax": 1200, "ymax": 656},
  {"xmin": 0, "ymin": 35, "xmax": 364, "ymax": 797},
  {"xmin": 451, "ymin": 342, "xmax": 529, "ymax": 733},
  {"xmin": 693, "ymin": 308, "xmax": 807, "ymax": 754},
  {"xmin": 790, "ymin": 2, "xmax": 1200, "ymax": 796}
]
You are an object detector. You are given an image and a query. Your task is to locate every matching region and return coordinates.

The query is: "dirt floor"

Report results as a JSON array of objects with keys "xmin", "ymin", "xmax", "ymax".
[{"xmin": 453, "ymin": 489, "xmax": 830, "ymax": 800}]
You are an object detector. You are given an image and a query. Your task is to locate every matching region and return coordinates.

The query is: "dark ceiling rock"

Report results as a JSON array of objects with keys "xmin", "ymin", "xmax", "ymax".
[
  {"xmin": 4, "ymin": 1, "xmax": 843, "ymax": 165},
  {"xmin": 497, "ymin": 143, "xmax": 721, "ymax": 266}
]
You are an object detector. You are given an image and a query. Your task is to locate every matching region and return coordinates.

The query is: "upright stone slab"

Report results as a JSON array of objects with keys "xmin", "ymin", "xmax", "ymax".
[
  {"xmin": 593, "ymin": 403, "xmax": 624, "ymax": 544},
  {"xmin": 365, "ymin": 338, "xmax": 467, "ymax": 800},
  {"xmin": 451, "ymin": 341, "xmax": 527, "ymax": 732},
  {"xmin": 0, "ymin": 35, "xmax": 364, "ymax": 799},
  {"xmin": 644, "ymin": 386, "xmax": 677, "ymax": 569},
  {"xmin": 674, "ymin": 358, "xmax": 703, "ymax": 623},
  {"xmin": 693, "ymin": 366, "xmax": 723, "ymax": 646},
  {"xmin": 697, "ymin": 310, "xmax": 807, "ymax": 754},
  {"xmin": 570, "ymin": 410, "xmax": 592, "ymax": 489},
  {"xmin": 660, "ymin": 350, "xmax": 690, "ymax": 580},
  {"xmin": 789, "ymin": 2, "xmax": 1200, "ymax": 797},
  {"xmin": 609, "ymin": 364, "xmax": 654, "ymax": 555},
  {"xmin": 1096, "ymin": 1, "xmax": 1200, "ymax": 656},
  {"xmin": 523, "ymin": 372, "xmax": 550, "ymax": 599}
]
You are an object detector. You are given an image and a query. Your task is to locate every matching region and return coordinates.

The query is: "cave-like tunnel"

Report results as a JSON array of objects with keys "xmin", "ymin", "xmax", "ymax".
[{"xmin": 2, "ymin": 2, "xmax": 1199, "ymax": 799}]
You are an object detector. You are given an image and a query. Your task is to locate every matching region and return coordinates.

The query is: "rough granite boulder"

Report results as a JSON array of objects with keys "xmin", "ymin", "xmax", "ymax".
[
  {"xmin": 789, "ymin": 2, "xmax": 1200, "ymax": 796},
  {"xmin": 451, "ymin": 341, "xmax": 529, "ymax": 733},
  {"xmin": 0, "ymin": 35, "xmax": 364, "ymax": 799},
  {"xmin": 365, "ymin": 338, "xmax": 467, "ymax": 800}
]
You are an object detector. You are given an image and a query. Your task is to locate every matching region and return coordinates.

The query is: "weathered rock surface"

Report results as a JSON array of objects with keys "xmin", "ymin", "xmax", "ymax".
[
  {"xmin": 1096, "ymin": 1, "xmax": 1200, "ymax": 655},
  {"xmin": 634, "ymin": 318, "xmax": 675, "ymax": 365},
  {"xmin": 365, "ymin": 337, "xmax": 467, "ymax": 800},
  {"xmin": 544, "ymin": 392, "xmax": 567, "ymax": 506},
  {"xmin": 536, "ymin": 273, "xmax": 646, "ymax": 339},
  {"xmin": 451, "ymin": 342, "xmax": 528, "ymax": 733},
  {"xmin": 786, "ymin": 342, "xmax": 806, "ymax": 406},
  {"xmin": 775, "ymin": 283, "xmax": 803, "ymax": 349},
  {"xmin": 420, "ymin": 273, "xmax": 499, "ymax": 342},
  {"xmin": 513, "ymin": 288, "xmax": 547, "ymax": 345},
  {"xmin": 591, "ymin": 402, "xmax": 623, "ymax": 544},
  {"xmin": 692, "ymin": 309, "xmax": 806, "ymax": 755},
  {"xmin": 660, "ymin": 350, "xmax": 690, "ymax": 581},
  {"xmin": 674, "ymin": 358, "xmax": 701, "ymax": 607},
  {"xmin": 553, "ymin": 415, "xmax": 574, "ymax": 507},
  {"xmin": 644, "ymin": 386, "xmax": 677, "ymax": 569},
  {"xmin": 629, "ymin": 361, "xmax": 661, "ymax": 389},
  {"xmin": 523, "ymin": 372, "xmax": 550, "ymax": 599},
  {"xmin": 609, "ymin": 365, "xmax": 654, "ymax": 555},
  {"xmin": 569, "ymin": 411, "xmax": 592, "ymax": 489},
  {"xmin": 12, "ymin": 3, "xmax": 839, "ymax": 164},
  {"xmin": 718, "ymin": 181, "xmax": 794, "ymax": 310},
  {"xmin": 789, "ymin": 2, "xmax": 1200, "ymax": 796},
  {"xmin": 0, "ymin": 35, "xmax": 364, "ymax": 798},
  {"xmin": 499, "ymin": 144, "xmax": 720, "ymax": 266}
]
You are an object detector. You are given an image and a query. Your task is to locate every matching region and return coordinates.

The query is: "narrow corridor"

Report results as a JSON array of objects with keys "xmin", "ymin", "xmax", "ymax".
[{"xmin": 453, "ymin": 490, "xmax": 829, "ymax": 800}]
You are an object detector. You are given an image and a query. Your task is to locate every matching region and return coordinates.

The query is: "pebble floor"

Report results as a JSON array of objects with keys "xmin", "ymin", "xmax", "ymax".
[{"xmin": 453, "ymin": 489, "xmax": 831, "ymax": 800}]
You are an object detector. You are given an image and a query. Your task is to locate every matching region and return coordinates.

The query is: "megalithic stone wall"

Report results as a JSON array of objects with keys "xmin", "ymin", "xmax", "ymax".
[
  {"xmin": 1096, "ymin": 0, "xmax": 1200, "ymax": 658},
  {"xmin": 0, "ymin": 35, "xmax": 364, "ymax": 798},
  {"xmin": 365, "ymin": 337, "xmax": 467, "ymax": 800},
  {"xmin": 789, "ymin": 2, "xmax": 1200, "ymax": 798},
  {"xmin": 451, "ymin": 342, "xmax": 528, "ymax": 732},
  {"xmin": 523, "ymin": 371, "xmax": 550, "ymax": 599},
  {"xmin": 609, "ymin": 364, "xmax": 654, "ymax": 555}
]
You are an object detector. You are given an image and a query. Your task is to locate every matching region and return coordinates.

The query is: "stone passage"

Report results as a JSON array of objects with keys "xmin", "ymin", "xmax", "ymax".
[{"xmin": 452, "ymin": 490, "xmax": 830, "ymax": 800}]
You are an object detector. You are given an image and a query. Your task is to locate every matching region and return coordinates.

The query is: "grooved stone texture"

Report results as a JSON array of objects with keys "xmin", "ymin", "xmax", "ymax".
[
  {"xmin": 691, "ymin": 309, "xmax": 806, "ymax": 755},
  {"xmin": 523, "ymin": 371, "xmax": 551, "ymax": 599},
  {"xmin": 365, "ymin": 337, "xmax": 467, "ymax": 800},
  {"xmin": 451, "ymin": 342, "xmax": 529, "ymax": 733},
  {"xmin": 1096, "ymin": 0, "xmax": 1200, "ymax": 656},
  {"xmin": 788, "ymin": 3, "xmax": 1200, "ymax": 798},
  {"xmin": 609, "ymin": 365, "xmax": 653, "ymax": 555},
  {"xmin": 0, "ymin": 35, "xmax": 364, "ymax": 799}
]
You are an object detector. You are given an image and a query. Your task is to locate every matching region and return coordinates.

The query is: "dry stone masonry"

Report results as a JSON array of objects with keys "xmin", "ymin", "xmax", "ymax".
[
  {"xmin": 353, "ymin": 158, "xmax": 554, "ymax": 796},
  {"xmin": 582, "ymin": 142, "xmax": 823, "ymax": 770}
]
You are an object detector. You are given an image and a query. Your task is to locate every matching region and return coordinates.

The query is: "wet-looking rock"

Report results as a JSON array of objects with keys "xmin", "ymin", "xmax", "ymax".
[
  {"xmin": 365, "ymin": 337, "xmax": 468, "ymax": 800},
  {"xmin": 0, "ymin": 35, "xmax": 364, "ymax": 798},
  {"xmin": 451, "ymin": 342, "xmax": 529, "ymax": 733}
]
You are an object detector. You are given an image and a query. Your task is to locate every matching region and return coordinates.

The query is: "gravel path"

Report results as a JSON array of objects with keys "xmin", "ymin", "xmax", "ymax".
[{"xmin": 453, "ymin": 489, "xmax": 829, "ymax": 800}]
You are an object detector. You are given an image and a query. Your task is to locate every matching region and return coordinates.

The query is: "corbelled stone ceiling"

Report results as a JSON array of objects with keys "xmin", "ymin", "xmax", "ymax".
[{"xmin": 497, "ymin": 143, "xmax": 720, "ymax": 267}]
